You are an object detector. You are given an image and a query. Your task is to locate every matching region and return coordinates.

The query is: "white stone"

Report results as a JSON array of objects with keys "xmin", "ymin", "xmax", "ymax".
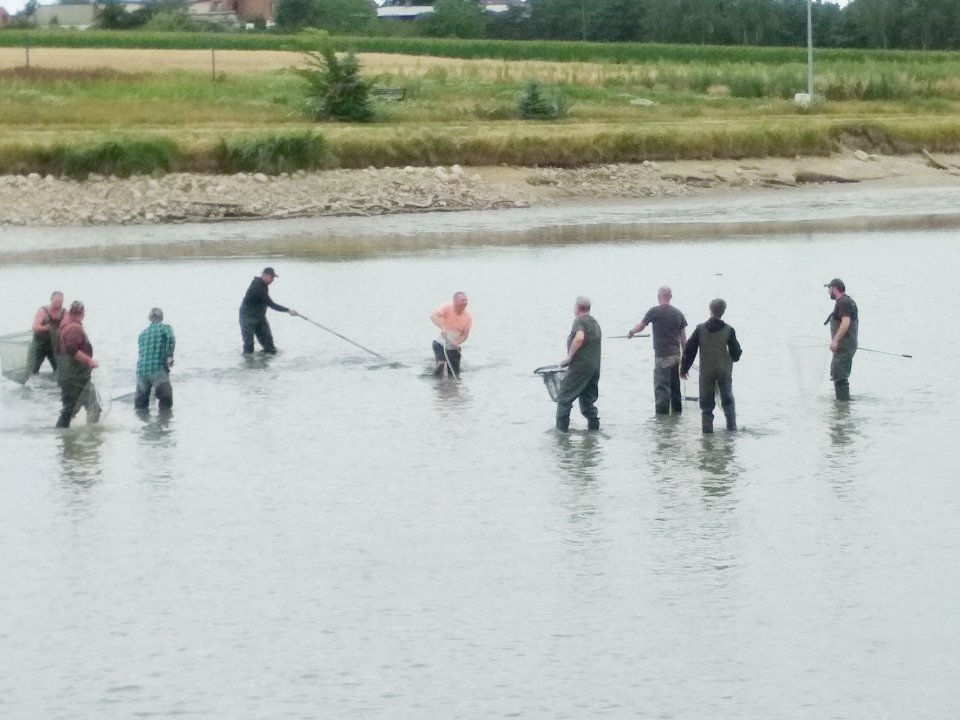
[
  {"xmin": 27, "ymin": 173, "xmax": 41, "ymax": 182},
  {"xmin": 253, "ymin": 173, "xmax": 269, "ymax": 183},
  {"xmin": 853, "ymin": 150, "xmax": 869, "ymax": 161}
]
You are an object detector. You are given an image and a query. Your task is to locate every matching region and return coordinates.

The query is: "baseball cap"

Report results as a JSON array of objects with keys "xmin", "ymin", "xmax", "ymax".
[
  {"xmin": 262, "ymin": 267, "xmax": 279, "ymax": 277},
  {"xmin": 824, "ymin": 278, "xmax": 845, "ymax": 292}
]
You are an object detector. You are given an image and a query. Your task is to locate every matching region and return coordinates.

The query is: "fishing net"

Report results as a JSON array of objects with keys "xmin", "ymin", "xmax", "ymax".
[
  {"xmin": 534, "ymin": 365, "xmax": 566, "ymax": 402},
  {"xmin": 788, "ymin": 335, "xmax": 830, "ymax": 394},
  {"xmin": 0, "ymin": 332, "xmax": 33, "ymax": 385},
  {"xmin": 71, "ymin": 367, "xmax": 111, "ymax": 423}
]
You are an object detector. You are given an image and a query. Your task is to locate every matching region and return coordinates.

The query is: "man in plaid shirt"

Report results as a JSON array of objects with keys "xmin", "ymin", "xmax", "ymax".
[{"xmin": 135, "ymin": 307, "xmax": 175, "ymax": 411}]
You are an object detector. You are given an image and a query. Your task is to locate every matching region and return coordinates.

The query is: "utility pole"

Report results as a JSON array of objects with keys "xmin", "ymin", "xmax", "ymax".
[{"xmin": 806, "ymin": 0, "xmax": 814, "ymax": 100}]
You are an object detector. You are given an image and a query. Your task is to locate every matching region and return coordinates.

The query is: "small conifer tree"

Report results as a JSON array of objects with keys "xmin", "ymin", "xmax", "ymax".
[{"xmin": 299, "ymin": 46, "xmax": 373, "ymax": 123}]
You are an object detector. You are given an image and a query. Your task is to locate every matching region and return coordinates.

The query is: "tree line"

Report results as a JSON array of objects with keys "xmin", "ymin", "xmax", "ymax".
[
  {"xmin": 381, "ymin": 0, "xmax": 960, "ymax": 50},
  {"xmin": 16, "ymin": 0, "xmax": 960, "ymax": 50}
]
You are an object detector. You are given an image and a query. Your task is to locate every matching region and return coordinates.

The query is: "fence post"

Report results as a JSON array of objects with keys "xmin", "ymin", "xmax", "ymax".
[
  {"xmin": 25, "ymin": 33, "xmax": 30, "ymax": 69},
  {"xmin": 211, "ymin": 48, "xmax": 216, "ymax": 81}
]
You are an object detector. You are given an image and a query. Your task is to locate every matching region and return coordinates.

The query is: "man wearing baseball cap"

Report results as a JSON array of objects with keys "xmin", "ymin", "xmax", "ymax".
[
  {"xmin": 239, "ymin": 267, "xmax": 298, "ymax": 355},
  {"xmin": 824, "ymin": 278, "xmax": 858, "ymax": 401}
]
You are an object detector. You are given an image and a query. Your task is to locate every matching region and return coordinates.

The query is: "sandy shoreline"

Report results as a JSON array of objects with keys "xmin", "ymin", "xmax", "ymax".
[{"xmin": 2, "ymin": 151, "xmax": 960, "ymax": 228}]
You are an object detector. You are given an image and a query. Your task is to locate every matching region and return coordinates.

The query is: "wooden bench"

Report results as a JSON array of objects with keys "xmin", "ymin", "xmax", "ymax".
[{"xmin": 371, "ymin": 86, "xmax": 406, "ymax": 101}]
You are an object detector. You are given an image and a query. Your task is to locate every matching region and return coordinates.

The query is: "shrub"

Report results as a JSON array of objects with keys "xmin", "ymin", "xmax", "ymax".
[
  {"xmin": 298, "ymin": 45, "xmax": 373, "ymax": 122},
  {"xmin": 214, "ymin": 132, "xmax": 333, "ymax": 173},
  {"xmin": 45, "ymin": 138, "xmax": 177, "ymax": 178},
  {"xmin": 518, "ymin": 81, "xmax": 568, "ymax": 120}
]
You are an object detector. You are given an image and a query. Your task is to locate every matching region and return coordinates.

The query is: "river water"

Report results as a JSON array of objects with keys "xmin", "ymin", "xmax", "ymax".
[{"xmin": 1, "ymin": 192, "xmax": 959, "ymax": 719}]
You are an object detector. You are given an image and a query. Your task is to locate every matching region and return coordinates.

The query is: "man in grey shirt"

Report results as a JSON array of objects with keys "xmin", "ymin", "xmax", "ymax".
[{"xmin": 628, "ymin": 286, "xmax": 688, "ymax": 415}]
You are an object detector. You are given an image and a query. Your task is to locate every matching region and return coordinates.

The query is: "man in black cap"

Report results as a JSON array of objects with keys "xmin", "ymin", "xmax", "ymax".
[
  {"xmin": 239, "ymin": 267, "xmax": 298, "ymax": 355},
  {"xmin": 824, "ymin": 278, "xmax": 858, "ymax": 401}
]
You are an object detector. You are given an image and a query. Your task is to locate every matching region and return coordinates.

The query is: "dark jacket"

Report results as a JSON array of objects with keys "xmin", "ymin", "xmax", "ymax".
[
  {"xmin": 239, "ymin": 277, "xmax": 288, "ymax": 319},
  {"xmin": 681, "ymin": 318, "xmax": 742, "ymax": 376}
]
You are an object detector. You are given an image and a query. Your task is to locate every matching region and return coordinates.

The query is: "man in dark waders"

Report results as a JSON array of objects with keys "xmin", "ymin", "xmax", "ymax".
[
  {"xmin": 31, "ymin": 291, "xmax": 65, "ymax": 374},
  {"xmin": 681, "ymin": 298, "xmax": 742, "ymax": 434},
  {"xmin": 55, "ymin": 301, "xmax": 100, "ymax": 429},
  {"xmin": 556, "ymin": 296, "xmax": 602, "ymax": 432},
  {"xmin": 825, "ymin": 278, "xmax": 858, "ymax": 401},
  {"xmin": 239, "ymin": 267, "xmax": 298, "ymax": 355},
  {"xmin": 627, "ymin": 286, "xmax": 688, "ymax": 415}
]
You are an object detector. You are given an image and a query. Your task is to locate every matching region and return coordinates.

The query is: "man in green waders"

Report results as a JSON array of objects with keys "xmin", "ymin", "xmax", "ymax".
[
  {"xmin": 825, "ymin": 278, "xmax": 858, "ymax": 401},
  {"xmin": 55, "ymin": 301, "xmax": 100, "ymax": 429},
  {"xmin": 556, "ymin": 296, "xmax": 602, "ymax": 432},
  {"xmin": 681, "ymin": 298, "xmax": 742, "ymax": 433}
]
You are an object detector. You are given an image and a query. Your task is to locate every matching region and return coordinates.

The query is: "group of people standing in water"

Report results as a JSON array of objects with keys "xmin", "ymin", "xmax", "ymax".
[
  {"xmin": 550, "ymin": 279, "xmax": 857, "ymax": 434},
  {"xmin": 26, "ymin": 266, "xmax": 857, "ymax": 434}
]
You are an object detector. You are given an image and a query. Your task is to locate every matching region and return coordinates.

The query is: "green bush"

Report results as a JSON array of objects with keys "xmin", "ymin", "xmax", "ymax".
[
  {"xmin": 214, "ymin": 132, "xmax": 333, "ymax": 173},
  {"xmin": 44, "ymin": 137, "xmax": 177, "ymax": 178},
  {"xmin": 518, "ymin": 81, "xmax": 568, "ymax": 120},
  {"xmin": 298, "ymin": 45, "xmax": 373, "ymax": 122}
]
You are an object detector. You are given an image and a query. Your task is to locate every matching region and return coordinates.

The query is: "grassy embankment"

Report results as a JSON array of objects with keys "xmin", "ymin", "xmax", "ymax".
[{"xmin": 1, "ymin": 30, "xmax": 960, "ymax": 175}]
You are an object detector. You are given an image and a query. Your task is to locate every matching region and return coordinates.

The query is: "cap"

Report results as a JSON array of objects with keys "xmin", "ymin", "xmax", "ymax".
[
  {"xmin": 824, "ymin": 278, "xmax": 845, "ymax": 292},
  {"xmin": 148, "ymin": 307, "xmax": 164, "ymax": 322},
  {"xmin": 262, "ymin": 267, "xmax": 278, "ymax": 277}
]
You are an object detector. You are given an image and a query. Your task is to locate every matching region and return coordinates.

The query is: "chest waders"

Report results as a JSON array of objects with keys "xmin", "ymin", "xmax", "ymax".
[{"xmin": 698, "ymin": 324, "xmax": 736, "ymax": 433}]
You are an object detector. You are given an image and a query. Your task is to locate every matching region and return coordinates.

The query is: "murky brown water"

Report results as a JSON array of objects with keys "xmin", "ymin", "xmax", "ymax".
[{"xmin": 1, "ymin": 197, "xmax": 958, "ymax": 719}]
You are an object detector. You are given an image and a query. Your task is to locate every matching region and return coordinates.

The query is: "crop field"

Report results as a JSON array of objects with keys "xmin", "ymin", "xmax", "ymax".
[{"xmin": 1, "ymin": 35, "xmax": 959, "ymax": 174}]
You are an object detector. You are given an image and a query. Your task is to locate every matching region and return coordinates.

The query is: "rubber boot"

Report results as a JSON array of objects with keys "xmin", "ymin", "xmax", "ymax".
[
  {"xmin": 56, "ymin": 411, "xmax": 71, "ymax": 429},
  {"xmin": 725, "ymin": 414, "xmax": 737, "ymax": 432},
  {"xmin": 834, "ymin": 383, "xmax": 850, "ymax": 401},
  {"xmin": 556, "ymin": 416, "xmax": 570, "ymax": 433},
  {"xmin": 701, "ymin": 415, "xmax": 714, "ymax": 434},
  {"xmin": 587, "ymin": 418, "xmax": 600, "ymax": 431}
]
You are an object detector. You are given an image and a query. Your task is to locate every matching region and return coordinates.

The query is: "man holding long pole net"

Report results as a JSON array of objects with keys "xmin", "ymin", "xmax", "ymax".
[
  {"xmin": 824, "ymin": 278, "xmax": 858, "ymax": 401},
  {"xmin": 430, "ymin": 291, "xmax": 472, "ymax": 379}
]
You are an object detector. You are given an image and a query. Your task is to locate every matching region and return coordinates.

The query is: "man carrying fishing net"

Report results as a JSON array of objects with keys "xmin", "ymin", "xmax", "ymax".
[
  {"xmin": 55, "ymin": 301, "xmax": 100, "ymax": 429},
  {"xmin": 30, "ymin": 291, "xmax": 64, "ymax": 375},
  {"xmin": 825, "ymin": 278, "xmax": 858, "ymax": 401},
  {"xmin": 555, "ymin": 296, "xmax": 602, "ymax": 433},
  {"xmin": 430, "ymin": 291, "xmax": 472, "ymax": 378},
  {"xmin": 239, "ymin": 267, "xmax": 298, "ymax": 355}
]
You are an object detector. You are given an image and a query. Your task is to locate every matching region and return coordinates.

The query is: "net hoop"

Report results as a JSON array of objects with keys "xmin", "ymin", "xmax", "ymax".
[
  {"xmin": 0, "ymin": 331, "xmax": 33, "ymax": 385},
  {"xmin": 533, "ymin": 365, "xmax": 566, "ymax": 402}
]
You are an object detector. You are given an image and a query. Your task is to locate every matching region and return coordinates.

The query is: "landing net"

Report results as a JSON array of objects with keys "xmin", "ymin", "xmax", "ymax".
[
  {"xmin": 0, "ymin": 332, "xmax": 33, "ymax": 385},
  {"xmin": 788, "ymin": 335, "xmax": 830, "ymax": 395},
  {"xmin": 534, "ymin": 365, "xmax": 566, "ymax": 402}
]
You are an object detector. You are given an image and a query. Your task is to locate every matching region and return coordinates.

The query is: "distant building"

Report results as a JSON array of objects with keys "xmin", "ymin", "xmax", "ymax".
[
  {"xmin": 376, "ymin": 4, "xmax": 433, "ymax": 20},
  {"xmin": 0, "ymin": 8, "xmax": 10, "ymax": 27},
  {"xmin": 34, "ymin": 3, "xmax": 97, "ymax": 27},
  {"xmin": 376, "ymin": 0, "xmax": 519, "ymax": 20},
  {"xmin": 227, "ymin": 0, "xmax": 273, "ymax": 22},
  {"xmin": 187, "ymin": 0, "xmax": 239, "ymax": 26}
]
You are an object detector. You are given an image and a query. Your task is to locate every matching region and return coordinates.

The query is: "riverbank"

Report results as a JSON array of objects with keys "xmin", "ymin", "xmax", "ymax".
[{"xmin": 2, "ymin": 151, "xmax": 959, "ymax": 226}]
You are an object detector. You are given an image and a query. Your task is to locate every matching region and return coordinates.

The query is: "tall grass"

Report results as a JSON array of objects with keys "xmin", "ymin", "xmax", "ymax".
[
  {"xmin": 213, "ymin": 132, "xmax": 333, "ymax": 173},
  {"xmin": 0, "ymin": 137, "xmax": 177, "ymax": 177},
  {"xmin": 0, "ymin": 119, "xmax": 958, "ymax": 175}
]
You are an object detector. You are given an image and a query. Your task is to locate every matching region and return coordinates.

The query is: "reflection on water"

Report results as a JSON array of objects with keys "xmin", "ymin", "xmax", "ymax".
[
  {"xmin": 57, "ymin": 427, "xmax": 105, "ymax": 487},
  {"xmin": 697, "ymin": 435, "xmax": 740, "ymax": 498},
  {"xmin": 2, "ymin": 228, "xmax": 959, "ymax": 720}
]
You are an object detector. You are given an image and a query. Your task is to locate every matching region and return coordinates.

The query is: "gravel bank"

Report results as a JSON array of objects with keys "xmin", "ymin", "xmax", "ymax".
[{"xmin": 2, "ymin": 153, "xmax": 959, "ymax": 227}]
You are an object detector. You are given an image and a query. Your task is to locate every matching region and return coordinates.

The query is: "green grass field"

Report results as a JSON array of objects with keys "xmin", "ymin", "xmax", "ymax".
[{"xmin": 1, "ymin": 30, "xmax": 959, "ymax": 174}]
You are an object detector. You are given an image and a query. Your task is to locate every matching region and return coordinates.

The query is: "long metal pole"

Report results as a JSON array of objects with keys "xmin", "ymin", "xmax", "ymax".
[{"xmin": 806, "ymin": 0, "xmax": 814, "ymax": 99}]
